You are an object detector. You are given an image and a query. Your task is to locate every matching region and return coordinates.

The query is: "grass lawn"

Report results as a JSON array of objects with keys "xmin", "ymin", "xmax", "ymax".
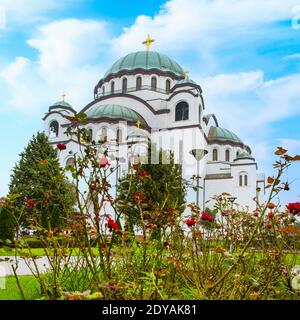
[{"xmin": 0, "ymin": 275, "xmax": 41, "ymax": 300}]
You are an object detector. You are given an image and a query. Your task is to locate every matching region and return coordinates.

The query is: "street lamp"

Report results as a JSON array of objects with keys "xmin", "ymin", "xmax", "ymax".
[{"xmin": 189, "ymin": 148, "xmax": 208, "ymax": 209}]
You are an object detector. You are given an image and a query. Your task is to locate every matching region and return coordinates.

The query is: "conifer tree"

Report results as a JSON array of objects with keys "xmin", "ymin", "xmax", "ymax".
[
  {"xmin": 9, "ymin": 132, "xmax": 75, "ymax": 230},
  {"xmin": 116, "ymin": 144, "xmax": 186, "ymax": 236}
]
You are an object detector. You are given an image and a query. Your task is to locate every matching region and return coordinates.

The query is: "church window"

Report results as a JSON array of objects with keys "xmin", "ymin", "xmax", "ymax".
[
  {"xmin": 49, "ymin": 120, "xmax": 59, "ymax": 138},
  {"xmin": 136, "ymin": 77, "xmax": 142, "ymax": 90},
  {"xmin": 116, "ymin": 128, "xmax": 122, "ymax": 144},
  {"xmin": 151, "ymin": 76, "xmax": 157, "ymax": 91},
  {"xmin": 102, "ymin": 86, "xmax": 105, "ymax": 95},
  {"xmin": 239, "ymin": 175, "xmax": 243, "ymax": 187},
  {"xmin": 166, "ymin": 79, "xmax": 171, "ymax": 93},
  {"xmin": 239, "ymin": 171, "xmax": 248, "ymax": 187},
  {"xmin": 175, "ymin": 101, "xmax": 189, "ymax": 121},
  {"xmin": 88, "ymin": 128, "xmax": 93, "ymax": 142},
  {"xmin": 100, "ymin": 127, "xmax": 107, "ymax": 142},
  {"xmin": 66, "ymin": 157, "xmax": 75, "ymax": 167},
  {"xmin": 122, "ymin": 78, "xmax": 127, "ymax": 93},
  {"xmin": 111, "ymin": 81, "xmax": 115, "ymax": 94},
  {"xmin": 225, "ymin": 149, "xmax": 230, "ymax": 162},
  {"xmin": 213, "ymin": 148, "xmax": 218, "ymax": 161},
  {"xmin": 236, "ymin": 151, "xmax": 240, "ymax": 158}
]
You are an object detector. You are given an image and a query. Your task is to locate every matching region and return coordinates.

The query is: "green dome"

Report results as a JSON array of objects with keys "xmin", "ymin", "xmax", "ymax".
[
  {"xmin": 86, "ymin": 104, "xmax": 146, "ymax": 124},
  {"xmin": 236, "ymin": 151, "xmax": 253, "ymax": 159},
  {"xmin": 176, "ymin": 78, "xmax": 197, "ymax": 85},
  {"xmin": 52, "ymin": 101, "xmax": 73, "ymax": 109},
  {"xmin": 104, "ymin": 51, "xmax": 184, "ymax": 78},
  {"xmin": 208, "ymin": 126, "xmax": 243, "ymax": 144}
]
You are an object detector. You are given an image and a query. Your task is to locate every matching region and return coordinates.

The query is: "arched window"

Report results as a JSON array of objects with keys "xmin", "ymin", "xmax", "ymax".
[
  {"xmin": 239, "ymin": 175, "xmax": 243, "ymax": 187},
  {"xmin": 239, "ymin": 172, "xmax": 248, "ymax": 187},
  {"xmin": 136, "ymin": 76, "xmax": 142, "ymax": 90},
  {"xmin": 116, "ymin": 128, "xmax": 122, "ymax": 144},
  {"xmin": 213, "ymin": 149, "xmax": 218, "ymax": 161},
  {"xmin": 122, "ymin": 78, "xmax": 127, "ymax": 93},
  {"xmin": 102, "ymin": 86, "xmax": 105, "ymax": 95},
  {"xmin": 166, "ymin": 79, "xmax": 171, "ymax": 93},
  {"xmin": 100, "ymin": 127, "xmax": 107, "ymax": 142},
  {"xmin": 88, "ymin": 128, "xmax": 93, "ymax": 142},
  {"xmin": 175, "ymin": 101, "xmax": 189, "ymax": 121},
  {"xmin": 111, "ymin": 81, "xmax": 115, "ymax": 94},
  {"xmin": 225, "ymin": 149, "xmax": 230, "ymax": 162},
  {"xmin": 66, "ymin": 157, "xmax": 75, "ymax": 167},
  {"xmin": 49, "ymin": 120, "xmax": 59, "ymax": 138},
  {"xmin": 151, "ymin": 76, "xmax": 157, "ymax": 90},
  {"xmin": 236, "ymin": 151, "xmax": 240, "ymax": 158}
]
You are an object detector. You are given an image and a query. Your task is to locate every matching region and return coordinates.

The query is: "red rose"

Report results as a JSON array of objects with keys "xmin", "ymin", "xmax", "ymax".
[
  {"xmin": 99, "ymin": 157, "xmax": 109, "ymax": 168},
  {"xmin": 267, "ymin": 212, "xmax": 275, "ymax": 219},
  {"xmin": 139, "ymin": 169, "xmax": 149, "ymax": 179},
  {"xmin": 57, "ymin": 143, "xmax": 67, "ymax": 150},
  {"xmin": 200, "ymin": 213, "xmax": 214, "ymax": 222},
  {"xmin": 286, "ymin": 202, "xmax": 300, "ymax": 216},
  {"xmin": 27, "ymin": 199, "xmax": 36, "ymax": 208},
  {"xmin": 133, "ymin": 192, "xmax": 145, "ymax": 202},
  {"xmin": 186, "ymin": 219, "xmax": 196, "ymax": 227},
  {"xmin": 267, "ymin": 203, "xmax": 276, "ymax": 210},
  {"xmin": 106, "ymin": 217, "xmax": 119, "ymax": 232}
]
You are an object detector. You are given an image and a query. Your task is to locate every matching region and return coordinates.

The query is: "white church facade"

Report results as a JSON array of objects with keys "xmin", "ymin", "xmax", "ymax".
[{"xmin": 43, "ymin": 38, "xmax": 264, "ymax": 211}]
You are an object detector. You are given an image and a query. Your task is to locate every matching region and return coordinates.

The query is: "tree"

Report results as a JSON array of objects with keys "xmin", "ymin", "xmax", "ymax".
[
  {"xmin": 9, "ymin": 132, "xmax": 75, "ymax": 230},
  {"xmin": 116, "ymin": 144, "xmax": 186, "ymax": 237},
  {"xmin": 0, "ymin": 201, "xmax": 15, "ymax": 242}
]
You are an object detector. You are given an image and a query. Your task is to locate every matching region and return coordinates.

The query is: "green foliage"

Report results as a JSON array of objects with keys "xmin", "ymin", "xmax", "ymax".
[
  {"xmin": 116, "ymin": 144, "xmax": 186, "ymax": 235},
  {"xmin": 8, "ymin": 132, "xmax": 75, "ymax": 229},
  {"xmin": 0, "ymin": 205, "xmax": 15, "ymax": 241}
]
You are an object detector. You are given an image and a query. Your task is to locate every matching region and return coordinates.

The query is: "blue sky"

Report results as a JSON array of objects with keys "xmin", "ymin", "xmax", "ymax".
[{"xmin": 0, "ymin": 0, "xmax": 300, "ymax": 205}]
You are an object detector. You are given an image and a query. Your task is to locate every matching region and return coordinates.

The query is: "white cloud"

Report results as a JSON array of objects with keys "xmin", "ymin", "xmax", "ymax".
[
  {"xmin": 0, "ymin": 0, "xmax": 62, "ymax": 24},
  {"xmin": 283, "ymin": 53, "xmax": 300, "ymax": 60},
  {"xmin": 0, "ymin": 19, "xmax": 111, "ymax": 113},
  {"xmin": 278, "ymin": 139, "xmax": 300, "ymax": 154},
  {"xmin": 27, "ymin": 19, "xmax": 111, "ymax": 79},
  {"xmin": 112, "ymin": 0, "xmax": 300, "ymax": 56}
]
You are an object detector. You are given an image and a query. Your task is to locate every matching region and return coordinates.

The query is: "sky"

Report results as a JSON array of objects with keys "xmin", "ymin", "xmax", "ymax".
[{"xmin": 0, "ymin": 0, "xmax": 300, "ymax": 205}]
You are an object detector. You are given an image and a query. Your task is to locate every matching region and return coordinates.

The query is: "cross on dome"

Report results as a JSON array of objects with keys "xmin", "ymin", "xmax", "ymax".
[
  {"xmin": 142, "ymin": 34, "xmax": 155, "ymax": 51},
  {"xmin": 61, "ymin": 92, "xmax": 66, "ymax": 102},
  {"xmin": 183, "ymin": 69, "xmax": 189, "ymax": 80}
]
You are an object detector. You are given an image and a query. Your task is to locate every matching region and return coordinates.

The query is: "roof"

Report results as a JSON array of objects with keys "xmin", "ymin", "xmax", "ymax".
[
  {"xmin": 85, "ymin": 104, "xmax": 147, "ymax": 124},
  {"xmin": 51, "ymin": 101, "xmax": 73, "ymax": 109},
  {"xmin": 235, "ymin": 151, "xmax": 255, "ymax": 161},
  {"xmin": 176, "ymin": 78, "xmax": 197, "ymax": 85},
  {"xmin": 104, "ymin": 51, "xmax": 184, "ymax": 78},
  {"xmin": 208, "ymin": 126, "xmax": 243, "ymax": 144}
]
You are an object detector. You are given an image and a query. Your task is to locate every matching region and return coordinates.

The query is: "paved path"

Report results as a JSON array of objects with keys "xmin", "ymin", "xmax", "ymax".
[{"xmin": 0, "ymin": 256, "xmax": 53, "ymax": 276}]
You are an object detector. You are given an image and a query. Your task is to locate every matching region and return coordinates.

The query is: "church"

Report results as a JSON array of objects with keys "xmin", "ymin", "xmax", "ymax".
[{"xmin": 42, "ymin": 36, "xmax": 264, "ymax": 210}]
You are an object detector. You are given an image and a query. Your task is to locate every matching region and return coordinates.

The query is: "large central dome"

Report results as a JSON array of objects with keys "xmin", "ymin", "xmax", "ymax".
[{"xmin": 104, "ymin": 51, "xmax": 184, "ymax": 78}]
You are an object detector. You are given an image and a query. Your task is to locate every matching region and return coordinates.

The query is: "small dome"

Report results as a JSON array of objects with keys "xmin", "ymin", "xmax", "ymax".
[
  {"xmin": 176, "ymin": 78, "xmax": 197, "ymax": 85},
  {"xmin": 208, "ymin": 126, "xmax": 243, "ymax": 144},
  {"xmin": 51, "ymin": 101, "xmax": 73, "ymax": 109},
  {"xmin": 85, "ymin": 104, "xmax": 147, "ymax": 124},
  {"xmin": 104, "ymin": 51, "xmax": 184, "ymax": 78},
  {"xmin": 235, "ymin": 151, "xmax": 254, "ymax": 161}
]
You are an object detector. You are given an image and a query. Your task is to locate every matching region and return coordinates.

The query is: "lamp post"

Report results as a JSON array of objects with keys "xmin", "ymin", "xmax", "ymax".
[
  {"xmin": 189, "ymin": 148, "xmax": 208, "ymax": 209},
  {"xmin": 227, "ymin": 196, "xmax": 236, "ymax": 254}
]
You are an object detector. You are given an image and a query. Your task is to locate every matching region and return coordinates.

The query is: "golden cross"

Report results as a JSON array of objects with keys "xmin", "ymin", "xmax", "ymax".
[
  {"xmin": 61, "ymin": 92, "xmax": 66, "ymax": 102},
  {"xmin": 183, "ymin": 69, "xmax": 189, "ymax": 80},
  {"xmin": 136, "ymin": 120, "xmax": 141, "ymax": 129},
  {"xmin": 142, "ymin": 34, "xmax": 155, "ymax": 51}
]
